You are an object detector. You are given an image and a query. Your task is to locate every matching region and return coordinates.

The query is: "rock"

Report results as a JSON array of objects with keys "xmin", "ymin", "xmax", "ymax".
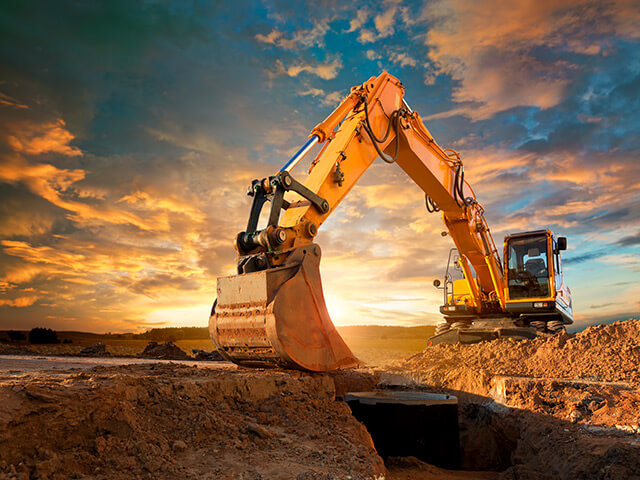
[
  {"xmin": 139, "ymin": 342, "xmax": 190, "ymax": 360},
  {"xmin": 191, "ymin": 349, "xmax": 225, "ymax": 361},
  {"xmin": 172, "ymin": 440, "xmax": 187, "ymax": 452},
  {"xmin": 247, "ymin": 423, "xmax": 272, "ymax": 439},
  {"xmin": 80, "ymin": 343, "xmax": 106, "ymax": 356}
]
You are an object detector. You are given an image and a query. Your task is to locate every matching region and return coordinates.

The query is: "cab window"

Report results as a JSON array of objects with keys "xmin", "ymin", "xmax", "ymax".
[{"xmin": 506, "ymin": 235, "xmax": 550, "ymax": 299}]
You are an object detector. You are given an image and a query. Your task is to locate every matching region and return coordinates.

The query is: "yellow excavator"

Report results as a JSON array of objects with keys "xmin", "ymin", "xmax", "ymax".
[{"xmin": 210, "ymin": 72, "xmax": 573, "ymax": 371}]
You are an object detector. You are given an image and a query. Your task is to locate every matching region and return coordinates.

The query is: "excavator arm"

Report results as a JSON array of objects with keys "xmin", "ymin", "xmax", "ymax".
[{"xmin": 211, "ymin": 72, "xmax": 505, "ymax": 371}]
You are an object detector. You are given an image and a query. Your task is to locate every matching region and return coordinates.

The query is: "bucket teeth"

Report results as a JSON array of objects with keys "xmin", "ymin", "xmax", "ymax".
[{"xmin": 210, "ymin": 244, "xmax": 359, "ymax": 371}]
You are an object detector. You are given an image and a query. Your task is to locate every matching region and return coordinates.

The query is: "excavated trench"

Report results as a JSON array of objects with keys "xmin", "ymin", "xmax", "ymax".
[
  {"xmin": 343, "ymin": 380, "xmax": 640, "ymax": 479},
  {"xmin": 344, "ymin": 391, "xmax": 461, "ymax": 469},
  {"xmin": 342, "ymin": 387, "xmax": 514, "ymax": 476}
]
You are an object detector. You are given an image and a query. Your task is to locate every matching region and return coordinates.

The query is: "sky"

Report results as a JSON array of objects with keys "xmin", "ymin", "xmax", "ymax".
[{"xmin": 0, "ymin": 0, "xmax": 639, "ymax": 333}]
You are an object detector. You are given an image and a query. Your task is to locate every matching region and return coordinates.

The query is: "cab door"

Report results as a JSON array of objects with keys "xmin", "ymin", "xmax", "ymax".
[{"xmin": 553, "ymin": 237, "xmax": 572, "ymax": 313}]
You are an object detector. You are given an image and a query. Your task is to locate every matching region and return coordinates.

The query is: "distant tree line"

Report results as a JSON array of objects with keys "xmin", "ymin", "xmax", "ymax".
[
  {"xmin": 28, "ymin": 327, "xmax": 60, "ymax": 344},
  {"xmin": 8, "ymin": 330, "xmax": 26, "ymax": 341},
  {"xmin": 2, "ymin": 326, "xmax": 210, "ymax": 344}
]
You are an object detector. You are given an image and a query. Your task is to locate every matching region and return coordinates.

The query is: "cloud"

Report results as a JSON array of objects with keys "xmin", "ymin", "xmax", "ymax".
[
  {"xmin": 112, "ymin": 272, "xmax": 200, "ymax": 298},
  {"xmin": 0, "ymin": 296, "xmax": 38, "ymax": 307},
  {"xmin": 0, "ymin": 111, "xmax": 236, "ymax": 329},
  {"xmin": 117, "ymin": 190, "xmax": 206, "ymax": 223},
  {"xmin": 357, "ymin": 3, "xmax": 398, "ymax": 43},
  {"xmin": 590, "ymin": 302, "xmax": 615, "ymax": 309},
  {"xmin": 8, "ymin": 119, "xmax": 81, "ymax": 156},
  {"xmin": 365, "ymin": 50, "xmax": 381, "ymax": 60},
  {"xmin": 0, "ymin": 91, "xmax": 29, "ymax": 109},
  {"xmin": 254, "ymin": 29, "xmax": 282, "ymax": 45},
  {"xmin": 564, "ymin": 250, "xmax": 608, "ymax": 265},
  {"xmin": 271, "ymin": 58, "xmax": 343, "ymax": 80},
  {"xmin": 373, "ymin": 4, "xmax": 398, "ymax": 38},
  {"xmin": 346, "ymin": 9, "xmax": 369, "ymax": 33},
  {"xmin": 358, "ymin": 29, "xmax": 377, "ymax": 43},
  {"xmin": 297, "ymin": 88, "xmax": 344, "ymax": 107},
  {"xmin": 1, "ymin": 0, "xmax": 638, "ymax": 333},
  {"xmin": 423, "ymin": 0, "xmax": 640, "ymax": 119},
  {"xmin": 389, "ymin": 51, "xmax": 417, "ymax": 68},
  {"xmin": 254, "ymin": 19, "xmax": 330, "ymax": 50},
  {"xmin": 616, "ymin": 231, "xmax": 640, "ymax": 247},
  {"xmin": 0, "ymin": 155, "xmax": 177, "ymax": 232}
]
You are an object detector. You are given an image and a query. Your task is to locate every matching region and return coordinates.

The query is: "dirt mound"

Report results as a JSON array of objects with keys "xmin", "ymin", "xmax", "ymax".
[
  {"xmin": 0, "ymin": 344, "xmax": 36, "ymax": 356},
  {"xmin": 80, "ymin": 342, "xmax": 107, "ymax": 356},
  {"xmin": 139, "ymin": 341, "xmax": 190, "ymax": 360},
  {"xmin": 0, "ymin": 364, "xmax": 384, "ymax": 479},
  {"xmin": 191, "ymin": 348, "xmax": 225, "ymax": 361},
  {"xmin": 401, "ymin": 319, "xmax": 640, "ymax": 393}
]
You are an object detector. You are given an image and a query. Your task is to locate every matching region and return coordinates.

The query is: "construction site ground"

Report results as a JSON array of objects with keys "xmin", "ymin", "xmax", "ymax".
[{"xmin": 2, "ymin": 319, "xmax": 640, "ymax": 479}]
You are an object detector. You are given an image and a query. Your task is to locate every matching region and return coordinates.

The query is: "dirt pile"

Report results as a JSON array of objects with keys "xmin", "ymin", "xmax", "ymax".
[
  {"xmin": 401, "ymin": 319, "xmax": 640, "ymax": 393},
  {"xmin": 80, "ymin": 343, "xmax": 107, "ymax": 356},
  {"xmin": 191, "ymin": 349, "xmax": 225, "ymax": 361},
  {"xmin": 139, "ymin": 341, "xmax": 190, "ymax": 360},
  {"xmin": 0, "ymin": 364, "xmax": 384, "ymax": 480}
]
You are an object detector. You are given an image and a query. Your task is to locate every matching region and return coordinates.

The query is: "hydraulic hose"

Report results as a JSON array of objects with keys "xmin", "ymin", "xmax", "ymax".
[
  {"xmin": 362, "ymin": 96, "xmax": 404, "ymax": 164},
  {"xmin": 453, "ymin": 162, "xmax": 468, "ymax": 207},
  {"xmin": 425, "ymin": 194, "xmax": 440, "ymax": 213}
]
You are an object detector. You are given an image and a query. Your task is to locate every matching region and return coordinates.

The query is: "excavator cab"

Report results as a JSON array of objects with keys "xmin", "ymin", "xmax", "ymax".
[
  {"xmin": 429, "ymin": 230, "xmax": 573, "ymax": 346},
  {"xmin": 503, "ymin": 230, "xmax": 573, "ymax": 331}
]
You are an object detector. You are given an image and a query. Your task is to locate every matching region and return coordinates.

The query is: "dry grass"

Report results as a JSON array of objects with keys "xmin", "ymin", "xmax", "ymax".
[{"xmin": 1, "ymin": 325, "xmax": 435, "ymax": 365}]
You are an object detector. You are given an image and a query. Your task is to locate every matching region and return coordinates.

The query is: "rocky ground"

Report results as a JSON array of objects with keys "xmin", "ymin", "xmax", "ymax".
[
  {"xmin": 0, "ymin": 364, "xmax": 384, "ymax": 480},
  {"xmin": 0, "ymin": 341, "xmax": 223, "ymax": 361},
  {"xmin": 2, "ymin": 319, "xmax": 640, "ymax": 479}
]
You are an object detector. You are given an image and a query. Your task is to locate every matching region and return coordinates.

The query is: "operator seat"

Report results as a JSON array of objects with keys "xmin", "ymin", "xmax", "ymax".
[{"xmin": 524, "ymin": 258, "xmax": 547, "ymax": 277}]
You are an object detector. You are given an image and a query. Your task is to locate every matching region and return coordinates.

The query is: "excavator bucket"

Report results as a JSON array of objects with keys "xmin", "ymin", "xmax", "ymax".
[{"xmin": 209, "ymin": 244, "xmax": 359, "ymax": 371}]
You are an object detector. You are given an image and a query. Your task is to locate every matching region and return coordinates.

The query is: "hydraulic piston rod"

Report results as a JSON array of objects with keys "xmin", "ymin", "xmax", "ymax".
[{"xmin": 279, "ymin": 135, "xmax": 320, "ymax": 172}]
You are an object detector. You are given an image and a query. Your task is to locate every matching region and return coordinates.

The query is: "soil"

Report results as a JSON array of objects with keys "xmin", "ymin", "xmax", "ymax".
[
  {"xmin": 0, "ymin": 342, "xmax": 226, "ymax": 363},
  {"xmin": 139, "ymin": 342, "xmax": 191, "ymax": 360},
  {"xmin": 2, "ymin": 319, "xmax": 640, "ymax": 479},
  {"xmin": 80, "ymin": 343, "xmax": 107, "ymax": 356},
  {"xmin": 0, "ymin": 364, "xmax": 384, "ymax": 480},
  {"xmin": 399, "ymin": 319, "xmax": 640, "ymax": 393}
]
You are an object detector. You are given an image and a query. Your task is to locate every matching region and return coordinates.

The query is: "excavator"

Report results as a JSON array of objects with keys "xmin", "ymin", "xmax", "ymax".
[{"xmin": 210, "ymin": 72, "xmax": 573, "ymax": 372}]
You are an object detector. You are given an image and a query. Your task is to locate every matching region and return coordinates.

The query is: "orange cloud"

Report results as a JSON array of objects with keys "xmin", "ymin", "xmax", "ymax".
[
  {"xmin": 0, "ymin": 296, "xmax": 38, "ymax": 307},
  {"xmin": 0, "ymin": 156, "xmax": 171, "ymax": 231},
  {"xmin": 0, "ymin": 91, "xmax": 29, "ymax": 110},
  {"xmin": 271, "ymin": 58, "xmax": 343, "ymax": 80},
  {"xmin": 422, "ymin": 0, "xmax": 640, "ymax": 119},
  {"xmin": 118, "ymin": 190, "xmax": 206, "ymax": 223},
  {"xmin": 8, "ymin": 119, "xmax": 82, "ymax": 156}
]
